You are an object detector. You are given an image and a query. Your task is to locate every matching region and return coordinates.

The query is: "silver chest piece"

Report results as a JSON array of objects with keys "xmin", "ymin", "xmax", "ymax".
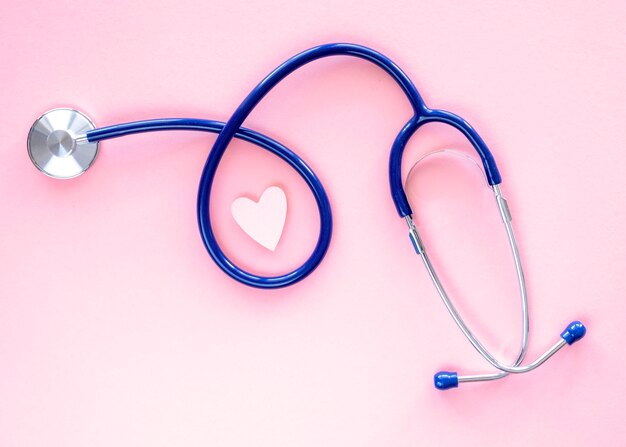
[{"xmin": 27, "ymin": 108, "xmax": 99, "ymax": 179}]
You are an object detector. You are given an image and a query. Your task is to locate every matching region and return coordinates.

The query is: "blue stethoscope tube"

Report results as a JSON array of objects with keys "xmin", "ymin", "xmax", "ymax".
[{"xmin": 86, "ymin": 43, "xmax": 501, "ymax": 289}]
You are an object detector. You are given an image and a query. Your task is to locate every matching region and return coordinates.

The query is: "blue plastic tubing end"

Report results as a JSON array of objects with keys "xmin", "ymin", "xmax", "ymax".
[
  {"xmin": 434, "ymin": 371, "xmax": 459, "ymax": 390},
  {"xmin": 560, "ymin": 321, "xmax": 587, "ymax": 345},
  {"xmin": 86, "ymin": 43, "xmax": 501, "ymax": 288}
]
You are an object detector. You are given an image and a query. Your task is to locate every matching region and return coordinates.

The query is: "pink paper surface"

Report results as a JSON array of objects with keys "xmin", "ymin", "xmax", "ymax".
[{"xmin": 1, "ymin": 1, "xmax": 625, "ymax": 445}]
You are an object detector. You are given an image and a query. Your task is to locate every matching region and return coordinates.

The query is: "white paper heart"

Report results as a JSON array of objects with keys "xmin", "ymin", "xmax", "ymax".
[{"xmin": 231, "ymin": 186, "xmax": 287, "ymax": 251}]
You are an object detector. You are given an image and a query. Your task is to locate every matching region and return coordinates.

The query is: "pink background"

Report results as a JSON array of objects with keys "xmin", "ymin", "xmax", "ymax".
[{"xmin": 1, "ymin": 1, "xmax": 625, "ymax": 445}]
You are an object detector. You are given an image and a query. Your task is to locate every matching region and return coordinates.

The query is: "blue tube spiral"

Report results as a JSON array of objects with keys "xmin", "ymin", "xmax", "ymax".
[{"xmin": 86, "ymin": 43, "xmax": 501, "ymax": 288}]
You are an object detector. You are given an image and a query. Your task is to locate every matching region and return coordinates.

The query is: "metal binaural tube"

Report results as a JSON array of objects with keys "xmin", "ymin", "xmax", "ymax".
[{"xmin": 406, "ymin": 184, "xmax": 584, "ymax": 387}]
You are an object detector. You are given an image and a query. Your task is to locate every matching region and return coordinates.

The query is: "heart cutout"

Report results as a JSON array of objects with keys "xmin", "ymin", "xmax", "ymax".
[{"xmin": 231, "ymin": 186, "xmax": 287, "ymax": 251}]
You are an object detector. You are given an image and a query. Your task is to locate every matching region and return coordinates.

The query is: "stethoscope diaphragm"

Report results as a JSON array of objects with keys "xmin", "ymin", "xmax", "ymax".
[{"xmin": 27, "ymin": 108, "xmax": 99, "ymax": 179}]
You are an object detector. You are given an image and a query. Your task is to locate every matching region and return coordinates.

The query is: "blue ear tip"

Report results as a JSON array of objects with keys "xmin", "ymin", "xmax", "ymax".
[
  {"xmin": 561, "ymin": 321, "xmax": 586, "ymax": 345},
  {"xmin": 434, "ymin": 371, "xmax": 458, "ymax": 390}
]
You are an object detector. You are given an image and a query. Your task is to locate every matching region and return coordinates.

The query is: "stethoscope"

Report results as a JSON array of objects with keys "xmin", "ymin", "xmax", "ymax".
[{"xmin": 27, "ymin": 43, "xmax": 586, "ymax": 390}]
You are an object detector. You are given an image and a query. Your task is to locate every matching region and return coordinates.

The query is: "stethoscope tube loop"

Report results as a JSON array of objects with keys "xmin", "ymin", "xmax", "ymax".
[
  {"xmin": 198, "ymin": 43, "xmax": 430, "ymax": 287},
  {"xmin": 85, "ymin": 118, "xmax": 333, "ymax": 289}
]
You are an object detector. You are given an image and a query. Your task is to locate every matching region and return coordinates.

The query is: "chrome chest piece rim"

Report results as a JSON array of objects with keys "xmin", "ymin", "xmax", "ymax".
[{"xmin": 27, "ymin": 108, "xmax": 99, "ymax": 179}]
